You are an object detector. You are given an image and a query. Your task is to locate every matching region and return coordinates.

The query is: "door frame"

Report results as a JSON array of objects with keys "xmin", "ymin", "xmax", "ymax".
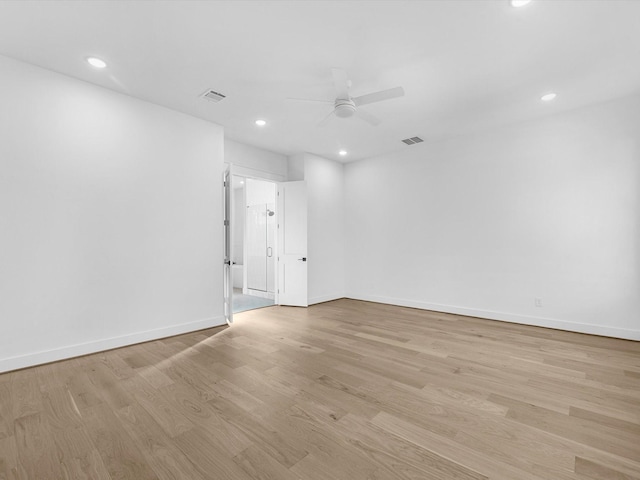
[
  {"xmin": 223, "ymin": 163, "xmax": 285, "ymax": 312},
  {"xmin": 223, "ymin": 164, "xmax": 234, "ymax": 324},
  {"xmin": 243, "ymin": 177, "xmax": 278, "ymax": 302}
]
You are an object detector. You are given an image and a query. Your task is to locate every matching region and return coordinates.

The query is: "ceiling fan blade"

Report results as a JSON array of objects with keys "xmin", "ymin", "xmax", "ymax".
[
  {"xmin": 317, "ymin": 109, "xmax": 336, "ymax": 127},
  {"xmin": 355, "ymin": 109, "xmax": 381, "ymax": 126},
  {"xmin": 286, "ymin": 97, "xmax": 333, "ymax": 104},
  {"xmin": 353, "ymin": 86, "xmax": 405, "ymax": 107},
  {"xmin": 331, "ymin": 68, "xmax": 350, "ymax": 99}
]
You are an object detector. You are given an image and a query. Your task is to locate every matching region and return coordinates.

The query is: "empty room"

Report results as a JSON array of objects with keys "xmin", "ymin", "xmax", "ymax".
[{"xmin": 0, "ymin": 1, "xmax": 639, "ymax": 479}]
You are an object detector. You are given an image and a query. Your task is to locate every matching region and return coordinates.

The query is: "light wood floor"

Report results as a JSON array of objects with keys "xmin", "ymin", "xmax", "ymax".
[{"xmin": 1, "ymin": 299, "xmax": 639, "ymax": 480}]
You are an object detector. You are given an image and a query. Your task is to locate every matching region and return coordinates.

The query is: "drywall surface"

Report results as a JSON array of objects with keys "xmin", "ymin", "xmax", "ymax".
[
  {"xmin": 303, "ymin": 154, "xmax": 346, "ymax": 304},
  {"xmin": 0, "ymin": 55, "xmax": 225, "ymax": 372},
  {"xmin": 246, "ymin": 178, "xmax": 276, "ymax": 207},
  {"xmin": 287, "ymin": 153, "xmax": 305, "ymax": 181},
  {"xmin": 225, "ymin": 138, "xmax": 288, "ymax": 181},
  {"xmin": 345, "ymin": 94, "xmax": 640, "ymax": 339}
]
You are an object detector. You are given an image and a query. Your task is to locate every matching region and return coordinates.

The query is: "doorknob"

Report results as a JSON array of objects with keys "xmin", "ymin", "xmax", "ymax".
[{"xmin": 298, "ymin": 257, "xmax": 307, "ymax": 262}]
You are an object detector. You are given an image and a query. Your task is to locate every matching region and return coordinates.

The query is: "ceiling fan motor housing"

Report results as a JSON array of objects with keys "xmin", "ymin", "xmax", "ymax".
[{"xmin": 334, "ymin": 99, "xmax": 356, "ymax": 118}]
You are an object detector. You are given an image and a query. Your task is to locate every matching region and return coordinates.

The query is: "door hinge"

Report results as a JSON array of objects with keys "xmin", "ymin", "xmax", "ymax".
[{"xmin": 224, "ymin": 220, "xmax": 229, "ymax": 226}]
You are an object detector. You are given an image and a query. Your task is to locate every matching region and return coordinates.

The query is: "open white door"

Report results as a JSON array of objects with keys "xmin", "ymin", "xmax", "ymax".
[
  {"xmin": 223, "ymin": 166, "xmax": 233, "ymax": 324},
  {"xmin": 277, "ymin": 181, "xmax": 308, "ymax": 307}
]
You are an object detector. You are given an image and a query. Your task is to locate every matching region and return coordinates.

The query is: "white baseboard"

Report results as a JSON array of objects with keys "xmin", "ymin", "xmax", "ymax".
[
  {"xmin": 308, "ymin": 293, "xmax": 345, "ymax": 305},
  {"xmin": 346, "ymin": 293, "xmax": 640, "ymax": 341},
  {"xmin": 0, "ymin": 315, "xmax": 226, "ymax": 374}
]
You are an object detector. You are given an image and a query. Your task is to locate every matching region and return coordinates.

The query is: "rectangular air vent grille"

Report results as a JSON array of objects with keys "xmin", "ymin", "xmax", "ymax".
[
  {"xmin": 201, "ymin": 89, "xmax": 226, "ymax": 103},
  {"xmin": 402, "ymin": 136, "xmax": 424, "ymax": 145}
]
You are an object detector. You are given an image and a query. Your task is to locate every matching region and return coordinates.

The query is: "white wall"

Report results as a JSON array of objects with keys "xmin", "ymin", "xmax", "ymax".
[
  {"xmin": 301, "ymin": 154, "xmax": 346, "ymax": 305},
  {"xmin": 287, "ymin": 153, "xmax": 305, "ymax": 182},
  {"xmin": 225, "ymin": 138, "xmax": 288, "ymax": 181},
  {"xmin": 246, "ymin": 178, "xmax": 276, "ymax": 207},
  {"xmin": 345, "ymin": 94, "xmax": 640, "ymax": 340},
  {"xmin": 0, "ymin": 55, "xmax": 225, "ymax": 372}
]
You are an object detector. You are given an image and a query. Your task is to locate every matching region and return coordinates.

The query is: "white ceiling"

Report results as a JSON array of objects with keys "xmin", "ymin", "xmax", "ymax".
[{"xmin": 1, "ymin": 1, "xmax": 639, "ymax": 162}]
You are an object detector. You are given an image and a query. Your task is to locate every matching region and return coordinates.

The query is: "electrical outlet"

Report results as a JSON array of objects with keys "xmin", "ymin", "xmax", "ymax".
[{"xmin": 534, "ymin": 297, "xmax": 543, "ymax": 308}]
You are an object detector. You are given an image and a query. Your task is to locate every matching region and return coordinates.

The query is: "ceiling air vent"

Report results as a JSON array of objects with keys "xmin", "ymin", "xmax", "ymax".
[
  {"xmin": 402, "ymin": 136, "xmax": 424, "ymax": 145},
  {"xmin": 201, "ymin": 89, "xmax": 226, "ymax": 103}
]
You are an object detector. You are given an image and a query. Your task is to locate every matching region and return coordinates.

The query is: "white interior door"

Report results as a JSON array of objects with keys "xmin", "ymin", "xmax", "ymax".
[
  {"xmin": 223, "ymin": 166, "xmax": 233, "ymax": 324},
  {"xmin": 277, "ymin": 181, "xmax": 307, "ymax": 307}
]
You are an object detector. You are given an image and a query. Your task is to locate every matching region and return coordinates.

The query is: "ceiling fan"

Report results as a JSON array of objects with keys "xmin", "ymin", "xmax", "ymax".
[{"xmin": 288, "ymin": 68, "xmax": 405, "ymax": 127}]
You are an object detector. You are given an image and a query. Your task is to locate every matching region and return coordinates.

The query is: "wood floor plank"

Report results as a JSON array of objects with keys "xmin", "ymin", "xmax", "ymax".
[
  {"xmin": 127, "ymin": 377, "xmax": 194, "ymax": 439},
  {"xmin": 83, "ymin": 402, "xmax": 159, "ymax": 479},
  {"xmin": 232, "ymin": 445, "xmax": 301, "ymax": 480},
  {"xmin": 0, "ymin": 298, "xmax": 638, "ymax": 479},
  {"xmin": 224, "ymin": 335, "xmax": 281, "ymax": 355},
  {"xmin": 52, "ymin": 426, "xmax": 112, "ymax": 480},
  {"xmin": 575, "ymin": 457, "xmax": 640, "ymax": 480},
  {"xmin": 64, "ymin": 368, "xmax": 105, "ymax": 412},
  {"xmin": 159, "ymin": 370, "xmax": 257, "ymax": 459},
  {"xmin": 115, "ymin": 403, "xmax": 206, "ymax": 480},
  {"xmin": 14, "ymin": 413, "xmax": 65, "ymax": 479},
  {"xmin": 0, "ymin": 435, "xmax": 19, "ymax": 480},
  {"xmin": 82, "ymin": 361, "xmax": 135, "ymax": 411},
  {"xmin": 207, "ymin": 395, "xmax": 308, "ymax": 468},
  {"xmin": 290, "ymin": 451, "xmax": 383, "ymax": 480},
  {"xmin": 40, "ymin": 386, "xmax": 83, "ymax": 431},
  {"xmin": 0, "ymin": 383, "xmax": 13, "ymax": 440},
  {"xmin": 173, "ymin": 427, "xmax": 253, "ymax": 480},
  {"xmin": 496, "ymin": 394, "xmax": 640, "ymax": 461},
  {"xmin": 136, "ymin": 364, "xmax": 174, "ymax": 389},
  {"xmin": 569, "ymin": 406, "xmax": 640, "ymax": 436},
  {"xmin": 371, "ymin": 410, "xmax": 546, "ymax": 480},
  {"xmin": 209, "ymin": 378, "xmax": 267, "ymax": 414},
  {"xmin": 9, "ymin": 370, "xmax": 42, "ymax": 421},
  {"xmin": 161, "ymin": 361, "xmax": 219, "ymax": 402},
  {"xmin": 335, "ymin": 412, "xmax": 488, "ymax": 480},
  {"xmin": 95, "ymin": 350, "xmax": 137, "ymax": 380}
]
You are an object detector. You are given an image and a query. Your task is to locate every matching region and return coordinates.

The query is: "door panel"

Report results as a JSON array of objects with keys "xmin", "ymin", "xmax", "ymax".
[
  {"xmin": 223, "ymin": 166, "xmax": 233, "ymax": 324},
  {"xmin": 278, "ymin": 181, "xmax": 307, "ymax": 307}
]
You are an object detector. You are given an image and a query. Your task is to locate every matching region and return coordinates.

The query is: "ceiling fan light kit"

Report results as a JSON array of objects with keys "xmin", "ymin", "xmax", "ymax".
[
  {"xmin": 334, "ymin": 99, "xmax": 357, "ymax": 118},
  {"xmin": 287, "ymin": 68, "xmax": 405, "ymax": 127}
]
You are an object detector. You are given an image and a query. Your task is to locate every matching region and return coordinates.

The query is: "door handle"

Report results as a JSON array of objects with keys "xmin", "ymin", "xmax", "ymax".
[
  {"xmin": 298, "ymin": 257, "xmax": 307, "ymax": 262},
  {"xmin": 267, "ymin": 247, "xmax": 273, "ymax": 257}
]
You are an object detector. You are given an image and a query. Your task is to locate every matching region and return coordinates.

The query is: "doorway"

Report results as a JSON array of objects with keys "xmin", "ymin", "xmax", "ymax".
[{"xmin": 231, "ymin": 176, "xmax": 277, "ymax": 313}]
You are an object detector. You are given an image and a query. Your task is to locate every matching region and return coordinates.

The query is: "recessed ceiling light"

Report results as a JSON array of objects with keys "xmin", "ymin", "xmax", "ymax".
[
  {"xmin": 511, "ymin": 0, "xmax": 531, "ymax": 7},
  {"xmin": 338, "ymin": 150, "xmax": 348, "ymax": 156},
  {"xmin": 541, "ymin": 93, "xmax": 557, "ymax": 102},
  {"xmin": 86, "ymin": 57, "xmax": 107, "ymax": 69},
  {"xmin": 255, "ymin": 119, "xmax": 267, "ymax": 126}
]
